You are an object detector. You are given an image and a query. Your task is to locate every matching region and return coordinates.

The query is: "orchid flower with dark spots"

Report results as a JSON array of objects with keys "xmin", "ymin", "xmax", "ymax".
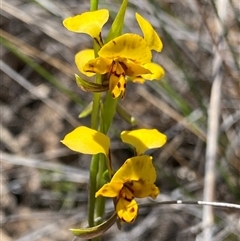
[
  {"xmin": 61, "ymin": 126, "xmax": 167, "ymax": 222},
  {"xmin": 63, "ymin": 10, "xmax": 164, "ymax": 98}
]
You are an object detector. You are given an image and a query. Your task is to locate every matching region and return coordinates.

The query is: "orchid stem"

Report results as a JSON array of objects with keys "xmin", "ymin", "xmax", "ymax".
[
  {"xmin": 90, "ymin": 0, "xmax": 98, "ymax": 11},
  {"xmin": 89, "ymin": 0, "xmax": 101, "ymax": 232},
  {"xmin": 96, "ymin": 154, "xmax": 107, "ymax": 224},
  {"xmin": 88, "ymin": 154, "xmax": 99, "ymax": 227}
]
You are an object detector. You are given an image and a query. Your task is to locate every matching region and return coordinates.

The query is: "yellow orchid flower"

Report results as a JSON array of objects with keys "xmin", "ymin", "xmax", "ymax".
[
  {"xmin": 61, "ymin": 127, "xmax": 167, "ymax": 222},
  {"xmin": 95, "ymin": 155, "xmax": 159, "ymax": 222},
  {"xmin": 63, "ymin": 10, "xmax": 164, "ymax": 98}
]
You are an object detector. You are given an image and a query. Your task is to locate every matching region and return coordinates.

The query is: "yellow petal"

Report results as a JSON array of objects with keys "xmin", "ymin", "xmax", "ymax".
[
  {"xmin": 141, "ymin": 62, "xmax": 165, "ymax": 80},
  {"xmin": 61, "ymin": 126, "xmax": 110, "ymax": 157},
  {"xmin": 135, "ymin": 13, "xmax": 163, "ymax": 52},
  {"xmin": 83, "ymin": 57, "xmax": 112, "ymax": 75},
  {"xmin": 99, "ymin": 34, "xmax": 152, "ymax": 65},
  {"xmin": 75, "ymin": 49, "xmax": 95, "ymax": 77},
  {"xmin": 109, "ymin": 61, "xmax": 126, "ymax": 98},
  {"xmin": 116, "ymin": 198, "xmax": 138, "ymax": 222},
  {"xmin": 95, "ymin": 182, "xmax": 123, "ymax": 198},
  {"xmin": 63, "ymin": 9, "xmax": 109, "ymax": 41},
  {"xmin": 131, "ymin": 76, "xmax": 146, "ymax": 84},
  {"xmin": 120, "ymin": 186, "xmax": 134, "ymax": 200},
  {"xmin": 129, "ymin": 181, "xmax": 160, "ymax": 199},
  {"xmin": 112, "ymin": 155, "xmax": 157, "ymax": 184},
  {"xmin": 110, "ymin": 74, "xmax": 126, "ymax": 99},
  {"xmin": 120, "ymin": 58, "xmax": 151, "ymax": 77},
  {"xmin": 121, "ymin": 128, "xmax": 167, "ymax": 155}
]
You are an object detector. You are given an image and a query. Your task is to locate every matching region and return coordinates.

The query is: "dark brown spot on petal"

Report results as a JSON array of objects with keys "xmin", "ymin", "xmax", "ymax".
[
  {"xmin": 120, "ymin": 62, "xmax": 128, "ymax": 72},
  {"xmin": 112, "ymin": 71, "xmax": 121, "ymax": 78},
  {"xmin": 98, "ymin": 33, "xmax": 103, "ymax": 46},
  {"xmin": 129, "ymin": 207, "xmax": 135, "ymax": 213},
  {"xmin": 124, "ymin": 183, "xmax": 134, "ymax": 193},
  {"xmin": 123, "ymin": 196, "xmax": 133, "ymax": 202},
  {"xmin": 112, "ymin": 93, "xmax": 115, "ymax": 98},
  {"xmin": 93, "ymin": 37, "xmax": 101, "ymax": 47},
  {"xmin": 113, "ymin": 40, "xmax": 116, "ymax": 45},
  {"xmin": 117, "ymin": 82, "xmax": 121, "ymax": 88},
  {"xmin": 124, "ymin": 83, "xmax": 126, "ymax": 88}
]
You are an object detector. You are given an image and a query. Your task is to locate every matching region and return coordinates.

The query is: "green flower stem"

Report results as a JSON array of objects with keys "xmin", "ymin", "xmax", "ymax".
[
  {"xmin": 101, "ymin": 92, "xmax": 119, "ymax": 134},
  {"xmin": 91, "ymin": 92, "xmax": 101, "ymax": 129},
  {"xmin": 88, "ymin": 154, "xmax": 99, "ymax": 227},
  {"xmin": 94, "ymin": 93, "xmax": 118, "ymax": 227},
  {"xmin": 89, "ymin": 0, "xmax": 101, "ymax": 230},
  {"xmin": 95, "ymin": 154, "xmax": 107, "ymax": 224},
  {"xmin": 90, "ymin": 0, "xmax": 98, "ymax": 11},
  {"xmin": 89, "ymin": 0, "xmax": 127, "ymax": 236}
]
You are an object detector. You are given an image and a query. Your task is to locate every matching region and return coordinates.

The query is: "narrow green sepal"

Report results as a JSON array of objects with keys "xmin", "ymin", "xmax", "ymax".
[
  {"xmin": 78, "ymin": 101, "xmax": 93, "ymax": 118},
  {"xmin": 75, "ymin": 74, "xmax": 109, "ymax": 93},
  {"xmin": 106, "ymin": 0, "xmax": 128, "ymax": 42},
  {"xmin": 116, "ymin": 104, "xmax": 137, "ymax": 125},
  {"xmin": 70, "ymin": 212, "xmax": 117, "ymax": 239}
]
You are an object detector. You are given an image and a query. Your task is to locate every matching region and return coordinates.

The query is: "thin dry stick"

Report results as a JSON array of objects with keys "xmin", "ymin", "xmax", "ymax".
[{"xmin": 202, "ymin": 0, "xmax": 227, "ymax": 240}]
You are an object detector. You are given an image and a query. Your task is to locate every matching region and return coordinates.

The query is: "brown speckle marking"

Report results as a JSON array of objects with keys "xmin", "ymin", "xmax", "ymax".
[
  {"xmin": 93, "ymin": 37, "xmax": 101, "ymax": 47},
  {"xmin": 129, "ymin": 207, "xmax": 135, "ymax": 213},
  {"xmin": 123, "ymin": 196, "xmax": 132, "ymax": 202},
  {"xmin": 112, "ymin": 40, "xmax": 116, "ymax": 45},
  {"xmin": 117, "ymin": 82, "xmax": 121, "ymax": 88},
  {"xmin": 113, "ymin": 71, "xmax": 121, "ymax": 78},
  {"xmin": 120, "ymin": 62, "xmax": 128, "ymax": 72}
]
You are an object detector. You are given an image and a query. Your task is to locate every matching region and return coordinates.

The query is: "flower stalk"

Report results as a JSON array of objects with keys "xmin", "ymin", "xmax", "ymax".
[{"xmin": 61, "ymin": 0, "xmax": 166, "ymax": 238}]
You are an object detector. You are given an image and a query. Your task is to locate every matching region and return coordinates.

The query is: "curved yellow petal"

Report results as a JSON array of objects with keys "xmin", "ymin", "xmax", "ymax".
[
  {"xmin": 131, "ymin": 76, "xmax": 146, "ymax": 84},
  {"xmin": 135, "ymin": 13, "xmax": 163, "ymax": 52},
  {"xmin": 109, "ymin": 61, "xmax": 126, "ymax": 99},
  {"xmin": 61, "ymin": 126, "xmax": 110, "ymax": 157},
  {"xmin": 120, "ymin": 59, "xmax": 150, "ymax": 77},
  {"xmin": 63, "ymin": 9, "xmax": 109, "ymax": 41},
  {"xmin": 130, "ymin": 181, "xmax": 160, "ymax": 199},
  {"xmin": 83, "ymin": 57, "xmax": 112, "ymax": 75},
  {"xmin": 99, "ymin": 34, "xmax": 152, "ymax": 65},
  {"xmin": 110, "ymin": 74, "xmax": 126, "ymax": 99},
  {"xmin": 75, "ymin": 49, "xmax": 95, "ymax": 77},
  {"xmin": 121, "ymin": 128, "xmax": 167, "ymax": 155},
  {"xmin": 112, "ymin": 155, "xmax": 157, "ymax": 184},
  {"xmin": 141, "ymin": 62, "xmax": 165, "ymax": 80},
  {"xmin": 95, "ymin": 182, "xmax": 123, "ymax": 198},
  {"xmin": 116, "ymin": 198, "xmax": 138, "ymax": 222}
]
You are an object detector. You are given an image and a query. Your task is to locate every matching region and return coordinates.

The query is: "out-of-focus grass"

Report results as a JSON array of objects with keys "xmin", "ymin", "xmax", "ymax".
[{"xmin": 1, "ymin": 0, "xmax": 239, "ymax": 241}]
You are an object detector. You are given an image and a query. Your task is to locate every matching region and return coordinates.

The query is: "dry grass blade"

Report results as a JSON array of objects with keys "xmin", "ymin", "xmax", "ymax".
[
  {"xmin": 1, "ymin": 152, "xmax": 88, "ymax": 183},
  {"xmin": 1, "ymin": 1, "xmax": 239, "ymax": 240},
  {"xmin": 0, "ymin": 60, "xmax": 79, "ymax": 127},
  {"xmin": 201, "ymin": 0, "xmax": 228, "ymax": 240},
  {"xmin": 1, "ymin": 29, "xmax": 77, "ymax": 78},
  {"xmin": 2, "ymin": 0, "xmax": 74, "ymax": 47},
  {"xmin": 138, "ymin": 86, "xmax": 206, "ymax": 141}
]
